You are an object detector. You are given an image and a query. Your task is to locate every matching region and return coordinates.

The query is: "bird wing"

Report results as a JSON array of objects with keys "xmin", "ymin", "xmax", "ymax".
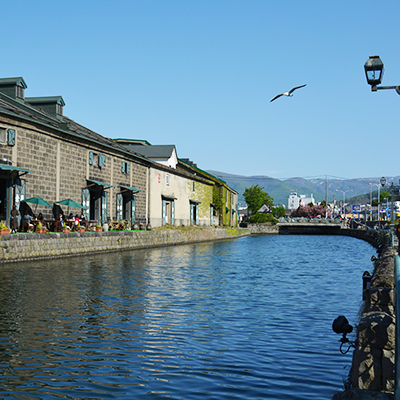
[
  {"xmin": 270, "ymin": 93, "xmax": 284, "ymax": 102},
  {"xmin": 288, "ymin": 84, "xmax": 306, "ymax": 95}
]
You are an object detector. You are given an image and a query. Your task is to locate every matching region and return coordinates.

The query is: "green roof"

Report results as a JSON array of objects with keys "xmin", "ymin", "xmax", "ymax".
[
  {"xmin": 87, "ymin": 179, "xmax": 114, "ymax": 188},
  {"xmin": 26, "ymin": 96, "xmax": 65, "ymax": 106},
  {"xmin": 0, "ymin": 77, "xmax": 27, "ymax": 88},
  {"xmin": 0, "ymin": 164, "xmax": 31, "ymax": 174},
  {"xmin": 120, "ymin": 185, "xmax": 142, "ymax": 193}
]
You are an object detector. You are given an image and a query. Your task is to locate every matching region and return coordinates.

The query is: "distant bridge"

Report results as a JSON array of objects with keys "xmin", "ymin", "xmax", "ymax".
[{"xmin": 277, "ymin": 221, "xmax": 345, "ymax": 235}]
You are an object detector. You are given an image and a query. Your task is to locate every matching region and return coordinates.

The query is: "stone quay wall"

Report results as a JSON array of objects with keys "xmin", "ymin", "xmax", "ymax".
[
  {"xmin": 0, "ymin": 227, "xmax": 250, "ymax": 264},
  {"xmin": 247, "ymin": 223, "xmax": 279, "ymax": 234},
  {"xmin": 247, "ymin": 223, "xmax": 396, "ymax": 398},
  {"xmin": 350, "ymin": 231, "xmax": 395, "ymax": 393},
  {"xmin": 333, "ymin": 229, "xmax": 395, "ymax": 400}
]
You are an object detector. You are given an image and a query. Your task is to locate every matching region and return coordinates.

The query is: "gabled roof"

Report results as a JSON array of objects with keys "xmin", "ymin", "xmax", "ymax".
[
  {"xmin": 121, "ymin": 144, "xmax": 176, "ymax": 159},
  {"xmin": 0, "ymin": 87, "xmax": 151, "ymax": 165},
  {"xmin": 26, "ymin": 96, "xmax": 65, "ymax": 106},
  {"xmin": 0, "ymin": 77, "xmax": 27, "ymax": 88},
  {"xmin": 113, "ymin": 138, "xmax": 151, "ymax": 146}
]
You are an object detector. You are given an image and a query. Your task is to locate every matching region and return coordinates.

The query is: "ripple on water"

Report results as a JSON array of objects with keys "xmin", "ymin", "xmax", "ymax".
[{"xmin": 0, "ymin": 235, "xmax": 373, "ymax": 399}]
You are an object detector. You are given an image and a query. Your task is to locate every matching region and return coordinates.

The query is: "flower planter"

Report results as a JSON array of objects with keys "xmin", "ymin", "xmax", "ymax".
[
  {"xmin": 62, "ymin": 228, "xmax": 71, "ymax": 233},
  {"xmin": 77, "ymin": 228, "xmax": 86, "ymax": 233},
  {"xmin": 0, "ymin": 229, "xmax": 10, "ymax": 235},
  {"xmin": 36, "ymin": 228, "xmax": 46, "ymax": 234},
  {"xmin": 95, "ymin": 228, "xmax": 103, "ymax": 233}
]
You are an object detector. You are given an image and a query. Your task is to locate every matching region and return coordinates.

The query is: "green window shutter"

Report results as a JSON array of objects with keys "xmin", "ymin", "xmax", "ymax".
[
  {"xmin": 89, "ymin": 152, "xmax": 94, "ymax": 165},
  {"xmin": 7, "ymin": 129, "xmax": 15, "ymax": 146},
  {"xmin": 126, "ymin": 163, "xmax": 130, "ymax": 174},
  {"xmin": 99, "ymin": 154, "xmax": 106, "ymax": 167},
  {"xmin": 171, "ymin": 201, "xmax": 175, "ymax": 225}
]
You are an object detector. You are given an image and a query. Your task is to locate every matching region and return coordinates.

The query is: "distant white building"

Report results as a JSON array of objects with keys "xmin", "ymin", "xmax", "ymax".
[{"xmin": 288, "ymin": 192, "xmax": 315, "ymax": 209}]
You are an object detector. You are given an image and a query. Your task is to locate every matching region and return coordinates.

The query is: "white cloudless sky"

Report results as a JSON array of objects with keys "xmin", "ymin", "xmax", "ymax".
[{"xmin": 2, "ymin": 1, "xmax": 400, "ymax": 180}]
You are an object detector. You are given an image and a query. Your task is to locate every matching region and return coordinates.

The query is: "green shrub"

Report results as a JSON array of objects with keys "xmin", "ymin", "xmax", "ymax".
[{"xmin": 249, "ymin": 213, "xmax": 278, "ymax": 224}]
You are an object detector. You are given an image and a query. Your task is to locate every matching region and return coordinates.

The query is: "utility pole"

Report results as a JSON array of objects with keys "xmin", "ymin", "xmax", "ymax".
[{"xmin": 325, "ymin": 176, "xmax": 328, "ymax": 217}]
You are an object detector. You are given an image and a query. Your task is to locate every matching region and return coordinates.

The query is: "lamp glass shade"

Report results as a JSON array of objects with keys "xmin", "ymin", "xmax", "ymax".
[
  {"xmin": 364, "ymin": 55, "xmax": 384, "ymax": 85},
  {"xmin": 380, "ymin": 176, "xmax": 386, "ymax": 186}
]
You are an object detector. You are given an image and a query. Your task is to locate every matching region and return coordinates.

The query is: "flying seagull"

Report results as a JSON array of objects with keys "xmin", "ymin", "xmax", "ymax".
[{"xmin": 270, "ymin": 84, "xmax": 306, "ymax": 102}]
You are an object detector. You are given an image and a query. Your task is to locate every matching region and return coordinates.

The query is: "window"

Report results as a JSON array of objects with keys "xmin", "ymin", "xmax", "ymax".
[
  {"xmin": 193, "ymin": 182, "xmax": 195, "ymax": 192},
  {"xmin": 7, "ymin": 129, "xmax": 15, "ymax": 146},
  {"xmin": 122, "ymin": 161, "xmax": 130, "ymax": 174},
  {"xmin": 0, "ymin": 128, "xmax": 6, "ymax": 144},
  {"xmin": 89, "ymin": 152, "xmax": 94, "ymax": 165},
  {"xmin": 98, "ymin": 154, "xmax": 106, "ymax": 167},
  {"xmin": 166, "ymin": 173, "xmax": 169, "ymax": 186},
  {"xmin": 16, "ymin": 85, "xmax": 24, "ymax": 99},
  {"xmin": 56, "ymin": 103, "xmax": 63, "ymax": 115}
]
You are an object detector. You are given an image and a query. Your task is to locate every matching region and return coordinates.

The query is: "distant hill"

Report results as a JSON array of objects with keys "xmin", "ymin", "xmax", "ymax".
[{"xmin": 206, "ymin": 170, "xmax": 400, "ymax": 206}]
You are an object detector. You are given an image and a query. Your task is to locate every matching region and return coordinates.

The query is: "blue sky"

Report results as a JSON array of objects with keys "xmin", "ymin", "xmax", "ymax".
[{"xmin": 3, "ymin": 1, "xmax": 400, "ymax": 180}]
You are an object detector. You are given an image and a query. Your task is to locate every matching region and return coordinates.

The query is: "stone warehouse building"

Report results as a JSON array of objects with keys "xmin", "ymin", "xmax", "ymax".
[
  {"xmin": 0, "ymin": 77, "xmax": 238, "ymax": 229},
  {"xmin": 115, "ymin": 139, "xmax": 238, "ymax": 227},
  {"xmin": 0, "ymin": 77, "xmax": 151, "ymax": 227}
]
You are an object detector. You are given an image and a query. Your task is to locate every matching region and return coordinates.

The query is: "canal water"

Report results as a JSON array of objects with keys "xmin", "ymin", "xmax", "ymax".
[{"xmin": 0, "ymin": 234, "xmax": 374, "ymax": 399}]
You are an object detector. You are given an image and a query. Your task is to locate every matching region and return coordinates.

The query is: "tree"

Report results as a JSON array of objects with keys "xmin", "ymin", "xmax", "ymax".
[
  {"xmin": 272, "ymin": 205, "xmax": 286, "ymax": 218},
  {"xmin": 243, "ymin": 185, "xmax": 273, "ymax": 215},
  {"xmin": 380, "ymin": 190, "xmax": 390, "ymax": 203},
  {"xmin": 291, "ymin": 204, "xmax": 326, "ymax": 218}
]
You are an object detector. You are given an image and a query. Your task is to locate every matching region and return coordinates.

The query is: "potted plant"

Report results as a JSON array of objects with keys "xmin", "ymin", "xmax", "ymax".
[
  {"xmin": 95, "ymin": 223, "xmax": 103, "ymax": 233},
  {"xmin": 0, "ymin": 221, "xmax": 10, "ymax": 235},
  {"xmin": 36, "ymin": 221, "xmax": 46, "ymax": 234},
  {"xmin": 77, "ymin": 223, "xmax": 85, "ymax": 233},
  {"xmin": 62, "ymin": 223, "xmax": 71, "ymax": 233}
]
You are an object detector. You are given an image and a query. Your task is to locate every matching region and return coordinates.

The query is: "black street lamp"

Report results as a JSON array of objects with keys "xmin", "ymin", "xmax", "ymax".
[
  {"xmin": 378, "ymin": 177, "xmax": 386, "ymax": 227},
  {"xmin": 364, "ymin": 55, "xmax": 400, "ymax": 94}
]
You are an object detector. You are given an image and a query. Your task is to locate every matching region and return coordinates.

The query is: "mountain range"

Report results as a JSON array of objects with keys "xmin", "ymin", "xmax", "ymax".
[{"xmin": 206, "ymin": 171, "xmax": 400, "ymax": 207}]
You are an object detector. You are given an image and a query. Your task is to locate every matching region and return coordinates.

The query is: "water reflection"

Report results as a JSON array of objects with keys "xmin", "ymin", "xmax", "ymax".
[{"xmin": 0, "ymin": 235, "xmax": 373, "ymax": 399}]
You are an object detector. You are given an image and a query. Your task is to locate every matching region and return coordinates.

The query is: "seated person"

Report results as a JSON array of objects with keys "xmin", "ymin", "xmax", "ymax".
[
  {"xmin": 70, "ymin": 214, "xmax": 80, "ymax": 231},
  {"xmin": 22, "ymin": 210, "xmax": 34, "ymax": 232},
  {"xmin": 66, "ymin": 213, "xmax": 75, "ymax": 229},
  {"xmin": 79, "ymin": 213, "xmax": 87, "ymax": 228},
  {"xmin": 37, "ymin": 212, "xmax": 47, "ymax": 229}
]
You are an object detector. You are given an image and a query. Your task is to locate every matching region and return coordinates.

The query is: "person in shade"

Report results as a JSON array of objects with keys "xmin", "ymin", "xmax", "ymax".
[{"xmin": 10, "ymin": 205, "xmax": 19, "ymax": 233}]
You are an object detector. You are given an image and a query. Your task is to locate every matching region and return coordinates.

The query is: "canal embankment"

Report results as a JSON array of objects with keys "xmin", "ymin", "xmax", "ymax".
[
  {"xmin": 248, "ymin": 222, "xmax": 396, "ymax": 399},
  {"xmin": 332, "ymin": 229, "xmax": 395, "ymax": 400},
  {"xmin": 0, "ymin": 227, "xmax": 250, "ymax": 263}
]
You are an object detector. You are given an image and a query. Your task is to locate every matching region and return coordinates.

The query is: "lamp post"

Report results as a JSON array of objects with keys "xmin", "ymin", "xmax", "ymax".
[
  {"xmin": 364, "ymin": 55, "xmax": 400, "ymax": 94},
  {"xmin": 379, "ymin": 177, "xmax": 386, "ymax": 227},
  {"xmin": 336, "ymin": 189, "xmax": 353, "ymax": 220},
  {"xmin": 389, "ymin": 180, "xmax": 400, "ymax": 226}
]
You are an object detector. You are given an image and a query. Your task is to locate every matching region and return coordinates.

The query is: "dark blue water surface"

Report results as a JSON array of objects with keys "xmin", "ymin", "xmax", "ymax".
[{"xmin": 0, "ymin": 234, "xmax": 374, "ymax": 399}]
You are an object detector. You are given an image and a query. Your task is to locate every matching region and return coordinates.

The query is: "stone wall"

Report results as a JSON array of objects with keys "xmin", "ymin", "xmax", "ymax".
[
  {"xmin": 350, "ymin": 232, "xmax": 395, "ymax": 393},
  {"xmin": 247, "ymin": 223, "xmax": 279, "ymax": 234},
  {"xmin": 332, "ymin": 230, "xmax": 395, "ymax": 399},
  {"xmin": 1, "ymin": 115, "xmax": 149, "ymax": 225},
  {"xmin": 0, "ymin": 227, "xmax": 250, "ymax": 263}
]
